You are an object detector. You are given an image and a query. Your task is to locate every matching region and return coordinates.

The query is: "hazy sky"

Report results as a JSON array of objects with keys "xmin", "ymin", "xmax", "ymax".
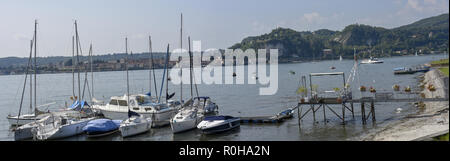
[{"xmin": 0, "ymin": 0, "xmax": 448, "ymax": 58}]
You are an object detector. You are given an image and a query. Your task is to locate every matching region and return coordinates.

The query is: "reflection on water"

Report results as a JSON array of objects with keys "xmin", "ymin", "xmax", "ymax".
[{"xmin": 0, "ymin": 54, "xmax": 447, "ymax": 141}]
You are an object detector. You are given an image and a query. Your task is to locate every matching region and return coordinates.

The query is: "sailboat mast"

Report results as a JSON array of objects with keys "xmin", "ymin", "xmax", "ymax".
[
  {"xmin": 188, "ymin": 36, "xmax": 193, "ymax": 99},
  {"xmin": 126, "ymin": 37, "xmax": 130, "ymax": 110},
  {"xmin": 29, "ymin": 39, "xmax": 33, "ymax": 112},
  {"xmin": 165, "ymin": 44, "xmax": 169, "ymax": 104},
  {"xmin": 75, "ymin": 21, "xmax": 81, "ymax": 101},
  {"xmin": 33, "ymin": 20, "xmax": 37, "ymax": 113},
  {"xmin": 72, "ymin": 36, "xmax": 75, "ymax": 99},
  {"xmin": 90, "ymin": 44, "xmax": 94, "ymax": 99},
  {"xmin": 17, "ymin": 39, "xmax": 34, "ymax": 125},
  {"xmin": 149, "ymin": 36, "xmax": 158, "ymax": 98},
  {"xmin": 148, "ymin": 36, "xmax": 152, "ymax": 97},
  {"xmin": 180, "ymin": 13, "xmax": 183, "ymax": 103}
]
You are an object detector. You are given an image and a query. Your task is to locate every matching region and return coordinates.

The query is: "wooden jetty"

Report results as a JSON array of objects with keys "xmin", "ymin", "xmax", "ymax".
[{"xmin": 296, "ymin": 72, "xmax": 449, "ymax": 127}]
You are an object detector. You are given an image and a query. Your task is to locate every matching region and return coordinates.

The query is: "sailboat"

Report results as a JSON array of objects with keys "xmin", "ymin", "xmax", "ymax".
[
  {"xmin": 339, "ymin": 55, "xmax": 343, "ymax": 61},
  {"xmin": 7, "ymin": 20, "xmax": 50, "ymax": 127},
  {"xmin": 33, "ymin": 20, "xmax": 97, "ymax": 140},
  {"xmin": 171, "ymin": 33, "xmax": 206, "ymax": 133},
  {"xmin": 119, "ymin": 38, "xmax": 152, "ymax": 137},
  {"xmin": 93, "ymin": 40, "xmax": 178, "ymax": 127}
]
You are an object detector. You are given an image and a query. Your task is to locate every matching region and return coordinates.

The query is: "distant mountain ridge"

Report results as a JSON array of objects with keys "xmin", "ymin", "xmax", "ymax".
[{"xmin": 230, "ymin": 13, "xmax": 449, "ymax": 60}]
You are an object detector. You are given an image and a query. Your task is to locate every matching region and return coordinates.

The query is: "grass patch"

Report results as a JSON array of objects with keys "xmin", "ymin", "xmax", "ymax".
[
  {"xmin": 433, "ymin": 133, "xmax": 449, "ymax": 141},
  {"xmin": 439, "ymin": 67, "xmax": 449, "ymax": 77},
  {"xmin": 431, "ymin": 59, "xmax": 449, "ymax": 66}
]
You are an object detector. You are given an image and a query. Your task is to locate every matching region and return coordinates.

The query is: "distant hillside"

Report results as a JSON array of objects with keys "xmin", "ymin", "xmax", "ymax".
[
  {"xmin": 0, "ymin": 52, "xmax": 166, "ymax": 68},
  {"xmin": 230, "ymin": 13, "xmax": 449, "ymax": 60}
]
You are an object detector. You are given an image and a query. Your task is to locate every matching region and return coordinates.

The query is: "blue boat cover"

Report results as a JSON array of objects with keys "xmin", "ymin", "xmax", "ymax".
[
  {"xmin": 69, "ymin": 100, "xmax": 89, "ymax": 110},
  {"xmin": 146, "ymin": 92, "xmax": 151, "ymax": 96},
  {"xmin": 204, "ymin": 115, "xmax": 234, "ymax": 121},
  {"xmin": 82, "ymin": 119, "xmax": 119, "ymax": 133}
]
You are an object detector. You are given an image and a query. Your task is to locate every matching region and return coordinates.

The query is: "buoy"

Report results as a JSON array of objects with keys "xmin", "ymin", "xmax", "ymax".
[
  {"xmin": 404, "ymin": 86, "xmax": 411, "ymax": 92},
  {"xmin": 359, "ymin": 86, "xmax": 367, "ymax": 92},
  {"xmin": 392, "ymin": 84, "xmax": 400, "ymax": 91}
]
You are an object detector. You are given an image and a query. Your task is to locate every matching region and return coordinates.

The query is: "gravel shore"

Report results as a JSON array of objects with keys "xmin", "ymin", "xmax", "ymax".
[{"xmin": 360, "ymin": 69, "xmax": 449, "ymax": 141}]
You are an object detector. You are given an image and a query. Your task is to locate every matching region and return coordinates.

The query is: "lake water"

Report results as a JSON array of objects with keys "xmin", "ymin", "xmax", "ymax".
[{"xmin": 0, "ymin": 54, "xmax": 447, "ymax": 141}]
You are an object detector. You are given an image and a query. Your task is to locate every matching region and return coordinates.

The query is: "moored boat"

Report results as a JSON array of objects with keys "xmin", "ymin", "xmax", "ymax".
[
  {"xmin": 83, "ymin": 119, "xmax": 121, "ymax": 138},
  {"xmin": 197, "ymin": 115, "xmax": 240, "ymax": 134}
]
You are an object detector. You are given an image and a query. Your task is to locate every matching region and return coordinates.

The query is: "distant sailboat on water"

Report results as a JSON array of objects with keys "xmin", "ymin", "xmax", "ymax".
[{"xmin": 339, "ymin": 55, "xmax": 343, "ymax": 61}]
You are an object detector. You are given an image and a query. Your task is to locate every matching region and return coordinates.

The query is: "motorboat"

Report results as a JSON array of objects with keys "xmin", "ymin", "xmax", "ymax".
[
  {"xmin": 197, "ymin": 115, "xmax": 240, "ymax": 134},
  {"xmin": 92, "ymin": 94, "xmax": 178, "ymax": 127},
  {"xmin": 361, "ymin": 57, "xmax": 383, "ymax": 64},
  {"xmin": 192, "ymin": 96, "xmax": 219, "ymax": 115},
  {"xmin": 271, "ymin": 108, "xmax": 295, "ymax": 120},
  {"xmin": 33, "ymin": 114, "xmax": 95, "ymax": 140},
  {"xmin": 82, "ymin": 119, "xmax": 121, "ymax": 138},
  {"xmin": 171, "ymin": 107, "xmax": 204, "ymax": 133},
  {"xmin": 119, "ymin": 111, "xmax": 151, "ymax": 137}
]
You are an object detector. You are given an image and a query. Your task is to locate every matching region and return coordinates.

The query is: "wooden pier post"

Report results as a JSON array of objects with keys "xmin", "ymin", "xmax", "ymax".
[
  {"xmin": 322, "ymin": 104, "xmax": 326, "ymax": 123},
  {"xmin": 342, "ymin": 104, "xmax": 345, "ymax": 124},
  {"xmin": 312, "ymin": 105, "xmax": 316, "ymax": 122},
  {"xmin": 371, "ymin": 101, "xmax": 375, "ymax": 122},
  {"xmin": 361, "ymin": 102, "xmax": 366, "ymax": 124},
  {"xmin": 297, "ymin": 103, "xmax": 301, "ymax": 126},
  {"xmin": 350, "ymin": 102, "xmax": 354, "ymax": 118}
]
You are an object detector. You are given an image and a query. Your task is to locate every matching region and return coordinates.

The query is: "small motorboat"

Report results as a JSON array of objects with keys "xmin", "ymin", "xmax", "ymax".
[
  {"xmin": 271, "ymin": 108, "xmax": 295, "ymax": 120},
  {"xmin": 197, "ymin": 115, "xmax": 240, "ymax": 134},
  {"xmin": 83, "ymin": 119, "xmax": 122, "ymax": 138},
  {"xmin": 361, "ymin": 57, "xmax": 383, "ymax": 64},
  {"xmin": 119, "ymin": 111, "xmax": 151, "ymax": 137},
  {"xmin": 330, "ymin": 66, "xmax": 336, "ymax": 70}
]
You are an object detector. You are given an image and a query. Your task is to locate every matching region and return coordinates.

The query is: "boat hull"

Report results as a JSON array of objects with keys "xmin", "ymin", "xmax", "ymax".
[
  {"xmin": 99, "ymin": 109, "xmax": 174, "ymax": 127},
  {"xmin": 36, "ymin": 118, "xmax": 93, "ymax": 140},
  {"xmin": 119, "ymin": 121, "xmax": 150, "ymax": 137},
  {"xmin": 198, "ymin": 118, "xmax": 240, "ymax": 134},
  {"xmin": 14, "ymin": 126, "xmax": 34, "ymax": 141},
  {"xmin": 171, "ymin": 117, "xmax": 202, "ymax": 133}
]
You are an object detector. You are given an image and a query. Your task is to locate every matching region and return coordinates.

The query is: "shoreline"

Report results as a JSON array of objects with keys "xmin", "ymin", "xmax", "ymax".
[{"xmin": 358, "ymin": 69, "xmax": 449, "ymax": 141}]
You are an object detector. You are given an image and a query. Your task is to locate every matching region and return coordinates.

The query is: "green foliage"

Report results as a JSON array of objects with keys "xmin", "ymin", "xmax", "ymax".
[{"xmin": 230, "ymin": 13, "xmax": 449, "ymax": 60}]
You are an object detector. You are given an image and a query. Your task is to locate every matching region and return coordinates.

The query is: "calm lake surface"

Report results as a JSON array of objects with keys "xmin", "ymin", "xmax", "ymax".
[{"xmin": 0, "ymin": 54, "xmax": 447, "ymax": 141}]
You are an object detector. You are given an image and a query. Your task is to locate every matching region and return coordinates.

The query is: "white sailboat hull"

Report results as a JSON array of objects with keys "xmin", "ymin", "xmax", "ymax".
[
  {"xmin": 119, "ymin": 118, "xmax": 151, "ymax": 137},
  {"xmin": 171, "ymin": 117, "xmax": 202, "ymax": 133},
  {"xmin": 35, "ymin": 118, "xmax": 94, "ymax": 140},
  {"xmin": 98, "ymin": 108, "xmax": 175, "ymax": 127}
]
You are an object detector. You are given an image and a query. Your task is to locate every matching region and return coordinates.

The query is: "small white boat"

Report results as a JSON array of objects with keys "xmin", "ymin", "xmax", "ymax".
[
  {"xmin": 361, "ymin": 57, "xmax": 383, "ymax": 64},
  {"xmin": 197, "ymin": 115, "xmax": 240, "ymax": 134},
  {"xmin": 171, "ymin": 107, "xmax": 203, "ymax": 133},
  {"xmin": 34, "ymin": 115, "xmax": 95, "ymax": 140},
  {"xmin": 119, "ymin": 111, "xmax": 151, "ymax": 137}
]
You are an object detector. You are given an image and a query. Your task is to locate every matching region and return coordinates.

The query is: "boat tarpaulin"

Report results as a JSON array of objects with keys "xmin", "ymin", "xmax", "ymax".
[{"xmin": 82, "ymin": 119, "xmax": 119, "ymax": 133}]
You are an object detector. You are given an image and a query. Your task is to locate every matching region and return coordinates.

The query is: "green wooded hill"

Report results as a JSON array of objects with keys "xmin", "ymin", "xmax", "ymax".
[{"xmin": 230, "ymin": 13, "xmax": 449, "ymax": 60}]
